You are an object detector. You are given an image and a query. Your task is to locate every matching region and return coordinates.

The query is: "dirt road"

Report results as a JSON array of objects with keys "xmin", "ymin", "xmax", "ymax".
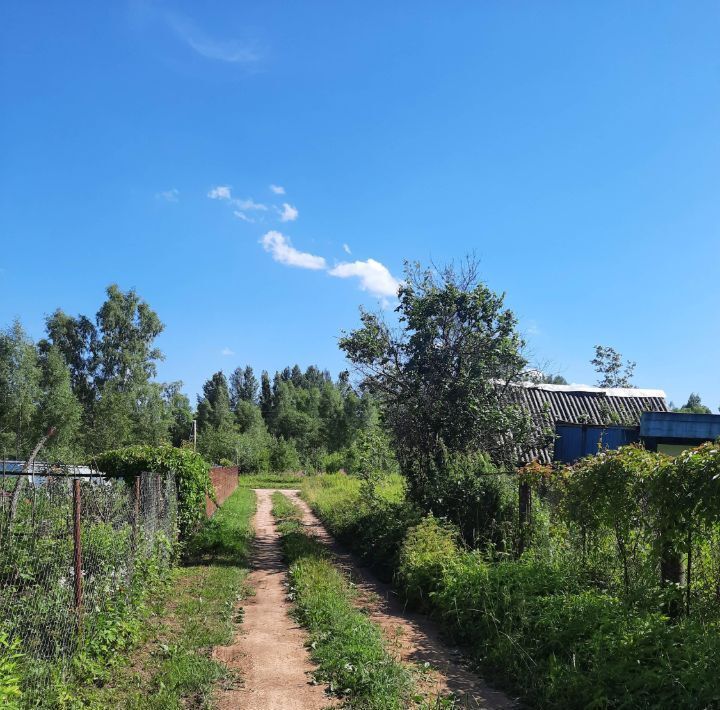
[
  {"xmin": 285, "ymin": 489, "xmax": 516, "ymax": 709},
  {"xmin": 213, "ymin": 489, "xmax": 334, "ymax": 710}
]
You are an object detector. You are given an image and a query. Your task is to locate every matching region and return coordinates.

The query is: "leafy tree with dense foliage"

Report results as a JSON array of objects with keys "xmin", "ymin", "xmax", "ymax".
[
  {"xmin": 34, "ymin": 346, "xmax": 83, "ymax": 461},
  {"xmin": 339, "ymin": 258, "xmax": 534, "ymax": 532},
  {"xmin": 0, "ymin": 321, "xmax": 42, "ymax": 459}
]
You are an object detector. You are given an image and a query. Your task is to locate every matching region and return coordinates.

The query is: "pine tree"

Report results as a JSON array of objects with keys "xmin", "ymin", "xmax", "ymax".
[{"xmin": 260, "ymin": 370, "xmax": 273, "ymax": 423}]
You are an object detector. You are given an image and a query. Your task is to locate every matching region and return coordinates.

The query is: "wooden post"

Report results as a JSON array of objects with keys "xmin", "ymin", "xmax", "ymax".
[
  {"xmin": 660, "ymin": 537, "xmax": 683, "ymax": 618},
  {"xmin": 518, "ymin": 480, "xmax": 532, "ymax": 556},
  {"xmin": 73, "ymin": 478, "xmax": 83, "ymax": 627}
]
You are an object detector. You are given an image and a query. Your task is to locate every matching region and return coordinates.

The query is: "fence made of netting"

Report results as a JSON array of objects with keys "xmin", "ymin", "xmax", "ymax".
[{"xmin": 0, "ymin": 463, "xmax": 178, "ymax": 704}]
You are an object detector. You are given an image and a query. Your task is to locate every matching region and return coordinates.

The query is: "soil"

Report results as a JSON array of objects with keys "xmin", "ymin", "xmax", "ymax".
[
  {"xmin": 212, "ymin": 489, "xmax": 336, "ymax": 710},
  {"xmin": 285, "ymin": 489, "xmax": 517, "ymax": 709},
  {"xmin": 212, "ymin": 487, "xmax": 516, "ymax": 709}
]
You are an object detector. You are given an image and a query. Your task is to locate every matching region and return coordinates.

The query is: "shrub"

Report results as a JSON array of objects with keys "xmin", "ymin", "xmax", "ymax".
[
  {"xmin": 321, "ymin": 449, "xmax": 347, "ymax": 473},
  {"xmin": 95, "ymin": 445, "xmax": 211, "ymax": 540},
  {"xmin": 405, "ymin": 450, "xmax": 517, "ymax": 550},
  {"xmin": 396, "ymin": 516, "xmax": 460, "ymax": 610}
]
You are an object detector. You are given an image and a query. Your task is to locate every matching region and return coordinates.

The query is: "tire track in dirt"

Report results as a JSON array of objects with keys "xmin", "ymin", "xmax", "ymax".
[
  {"xmin": 285, "ymin": 489, "xmax": 517, "ymax": 709},
  {"xmin": 212, "ymin": 489, "xmax": 336, "ymax": 710}
]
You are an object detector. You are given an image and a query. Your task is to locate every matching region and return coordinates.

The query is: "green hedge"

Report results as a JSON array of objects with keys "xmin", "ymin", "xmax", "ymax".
[{"xmin": 95, "ymin": 445, "xmax": 212, "ymax": 541}]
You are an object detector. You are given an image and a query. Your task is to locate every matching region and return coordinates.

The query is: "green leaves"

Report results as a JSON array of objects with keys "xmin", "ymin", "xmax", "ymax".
[
  {"xmin": 339, "ymin": 258, "xmax": 532, "ymax": 523},
  {"xmin": 95, "ymin": 445, "xmax": 212, "ymax": 541}
]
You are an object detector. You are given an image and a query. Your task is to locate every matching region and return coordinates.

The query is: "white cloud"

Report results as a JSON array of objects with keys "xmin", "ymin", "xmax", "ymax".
[
  {"xmin": 278, "ymin": 202, "xmax": 299, "ymax": 222},
  {"xmin": 260, "ymin": 231, "xmax": 326, "ymax": 270},
  {"xmin": 167, "ymin": 15, "xmax": 260, "ymax": 64},
  {"xmin": 221, "ymin": 347, "xmax": 235, "ymax": 356},
  {"xmin": 270, "ymin": 184, "xmax": 285, "ymax": 195},
  {"xmin": 328, "ymin": 259, "xmax": 400, "ymax": 298},
  {"xmin": 156, "ymin": 188, "xmax": 179, "ymax": 202},
  {"xmin": 208, "ymin": 185, "xmax": 232, "ymax": 200},
  {"xmin": 233, "ymin": 211, "xmax": 254, "ymax": 223},
  {"xmin": 235, "ymin": 197, "xmax": 267, "ymax": 211},
  {"xmin": 342, "ymin": 243, "xmax": 352, "ymax": 254}
]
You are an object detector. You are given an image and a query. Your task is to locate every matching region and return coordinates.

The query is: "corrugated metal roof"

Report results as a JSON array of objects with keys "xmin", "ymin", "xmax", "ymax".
[{"xmin": 505, "ymin": 383, "xmax": 669, "ymax": 464}]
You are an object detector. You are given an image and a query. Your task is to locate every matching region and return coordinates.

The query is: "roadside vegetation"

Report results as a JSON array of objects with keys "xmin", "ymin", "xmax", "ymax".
[
  {"xmin": 236, "ymin": 472, "xmax": 304, "ymax": 489},
  {"xmin": 4, "ymin": 257, "xmax": 720, "ymax": 708},
  {"xmin": 303, "ymin": 447, "xmax": 720, "ymax": 708},
  {"xmin": 78, "ymin": 487, "xmax": 254, "ymax": 708},
  {"xmin": 271, "ymin": 492, "xmax": 412, "ymax": 709}
]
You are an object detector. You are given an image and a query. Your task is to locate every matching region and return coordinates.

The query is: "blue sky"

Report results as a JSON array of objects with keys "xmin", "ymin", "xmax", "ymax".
[{"xmin": 1, "ymin": 1, "xmax": 719, "ymax": 409}]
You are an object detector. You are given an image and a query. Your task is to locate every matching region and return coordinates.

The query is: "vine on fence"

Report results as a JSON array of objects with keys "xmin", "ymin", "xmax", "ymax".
[
  {"xmin": 563, "ymin": 442, "xmax": 720, "ymax": 614},
  {"xmin": 95, "ymin": 445, "xmax": 212, "ymax": 540}
]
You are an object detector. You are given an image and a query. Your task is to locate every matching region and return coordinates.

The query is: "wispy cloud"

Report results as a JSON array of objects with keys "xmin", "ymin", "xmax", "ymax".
[
  {"xmin": 235, "ymin": 197, "xmax": 267, "ymax": 211},
  {"xmin": 167, "ymin": 14, "xmax": 260, "ymax": 64},
  {"xmin": 270, "ymin": 184, "xmax": 285, "ymax": 195},
  {"xmin": 260, "ymin": 231, "xmax": 326, "ymax": 270},
  {"xmin": 221, "ymin": 347, "xmax": 235, "ymax": 356},
  {"xmin": 156, "ymin": 188, "xmax": 179, "ymax": 202},
  {"xmin": 233, "ymin": 211, "xmax": 254, "ymax": 223},
  {"xmin": 208, "ymin": 185, "xmax": 232, "ymax": 200},
  {"xmin": 278, "ymin": 202, "xmax": 299, "ymax": 222},
  {"xmin": 342, "ymin": 243, "xmax": 352, "ymax": 254},
  {"xmin": 328, "ymin": 259, "xmax": 400, "ymax": 298}
]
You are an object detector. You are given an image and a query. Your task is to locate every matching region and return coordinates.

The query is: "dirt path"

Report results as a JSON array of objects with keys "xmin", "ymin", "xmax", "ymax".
[
  {"xmin": 285, "ymin": 490, "xmax": 517, "ymax": 709},
  {"xmin": 213, "ymin": 489, "xmax": 334, "ymax": 710}
]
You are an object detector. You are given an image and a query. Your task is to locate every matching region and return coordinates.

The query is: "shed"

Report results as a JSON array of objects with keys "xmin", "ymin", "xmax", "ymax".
[{"xmin": 506, "ymin": 383, "xmax": 669, "ymax": 464}]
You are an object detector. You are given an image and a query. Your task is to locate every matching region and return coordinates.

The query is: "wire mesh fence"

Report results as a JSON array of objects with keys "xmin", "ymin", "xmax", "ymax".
[{"xmin": 0, "ymin": 463, "xmax": 178, "ymax": 703}]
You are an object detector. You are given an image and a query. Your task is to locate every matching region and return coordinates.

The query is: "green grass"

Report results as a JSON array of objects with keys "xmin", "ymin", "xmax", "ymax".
[
  {"xmin": 77, "ymin": 488, "xmax": 255, "ymax": 709},
  {"xmin": 271, "ymin": 492, "xmax": 412, "ymax": 709},
  {"xmin": 237, "ymin": 472, "xmax": 304, "ymax": 489}
]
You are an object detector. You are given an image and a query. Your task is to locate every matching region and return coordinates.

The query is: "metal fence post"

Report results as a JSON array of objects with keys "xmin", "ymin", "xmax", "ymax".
[
  {"xmin": 73, "ymin": 478, "xmax": 83, "ymax": 628},
  {"xmin": 133, "ymin": 474, "xmax": 141, "ymax": 540}
]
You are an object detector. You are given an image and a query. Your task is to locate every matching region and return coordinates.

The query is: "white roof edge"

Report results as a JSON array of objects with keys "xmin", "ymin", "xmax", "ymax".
[{"xmin": 515, "ymin": 381, "xmax": 667, "ymax": 399}]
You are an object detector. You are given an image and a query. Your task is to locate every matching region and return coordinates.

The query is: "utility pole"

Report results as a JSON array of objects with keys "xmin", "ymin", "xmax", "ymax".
[{"xmin": 192, "ymin": 420, "xmax": 197, "ymax": 451}]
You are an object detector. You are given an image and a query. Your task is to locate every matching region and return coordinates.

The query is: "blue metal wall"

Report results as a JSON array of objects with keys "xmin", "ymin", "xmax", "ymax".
[{"xmin": 554, "ymin": 424, "xmax": 639, "ymax": 463}]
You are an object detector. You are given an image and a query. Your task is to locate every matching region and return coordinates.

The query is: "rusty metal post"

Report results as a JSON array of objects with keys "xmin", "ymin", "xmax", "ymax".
[
  {"xmin": 132, "ymin": 474, "xmax": 141, "ymax": 551},
  {"xmin": 73, "ymin": 478, "xmax": 83, "ymax": 626}
]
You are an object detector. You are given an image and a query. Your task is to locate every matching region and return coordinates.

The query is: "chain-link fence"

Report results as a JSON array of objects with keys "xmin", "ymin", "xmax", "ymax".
[{"xmin": 0, "ymin": 463, "xmax": 177, "ymax": 703}]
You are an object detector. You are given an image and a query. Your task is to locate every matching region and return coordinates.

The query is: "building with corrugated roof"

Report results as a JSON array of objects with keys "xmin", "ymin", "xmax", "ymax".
[{"xmin": 507, "ymin": 382, "xmax": 669, "ymax": 464}]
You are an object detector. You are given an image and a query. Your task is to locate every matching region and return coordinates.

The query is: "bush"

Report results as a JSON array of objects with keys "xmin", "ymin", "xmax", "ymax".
[
  {"xmin": 95, "ymin": 445, "xmax": 211, "ymax": 540},
  {"xmin": 396, "ymin": 516, "xmax": 460, "ymax": 610},
  {"xmin": 406, "ymin": 450, "xmax": 517, "ymax": 550},
  {"xmin": 321, "ymin": 449, "xmax": 347, "ymax": 473}
]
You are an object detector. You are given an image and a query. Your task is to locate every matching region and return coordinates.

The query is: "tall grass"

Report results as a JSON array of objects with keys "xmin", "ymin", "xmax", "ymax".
[
  {"xmin": 77, "ymin": 488, "xmax": 255, "ymax": 708},
  {"xmin": 271, "ymin": 492, "xmax": 412, "ymax": 709},
  {"xmin": 304, "ymin": 472, "xmax": 720, "ymax": 709}
]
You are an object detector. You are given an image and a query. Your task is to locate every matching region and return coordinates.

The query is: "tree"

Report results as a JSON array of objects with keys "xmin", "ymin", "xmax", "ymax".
[
  {"xmin": 164, "ymin": 382, "xmax": 194, "ymax": 446},
  {"xmin": 591, "ymin": 345, "xmax": 636, "ymax": 388},
  {"xmin": 197, "ymin": 372, "xmax": 233, "ymax": 432},
  {"xmin": 42, "ymin": 310, "xmax": 97, "ymax": 413},
  {"xmin": 541, "ymin": 374, "xmax": 568, "ymax": 385},
  {"xmin": 674, "ymin": 393, "xmax": 712, "ymax": 415},
  {"xmin": 33, "ymin": 346, "xmax": 82, "ymax": 461},
  {"xmin": 340, "ymin": 258, "xmax": 533, "ymax": 512},
  {"xmin": 0, "ymin": 322, "xmax": 41, "ymax": 459},
  {"xmin": 230, "ymin": 365, "xmax": 259, "ymax": 407},
  {"xmin": 260, "ymin": 370, "xmax": 273, "ymax": 422}
]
